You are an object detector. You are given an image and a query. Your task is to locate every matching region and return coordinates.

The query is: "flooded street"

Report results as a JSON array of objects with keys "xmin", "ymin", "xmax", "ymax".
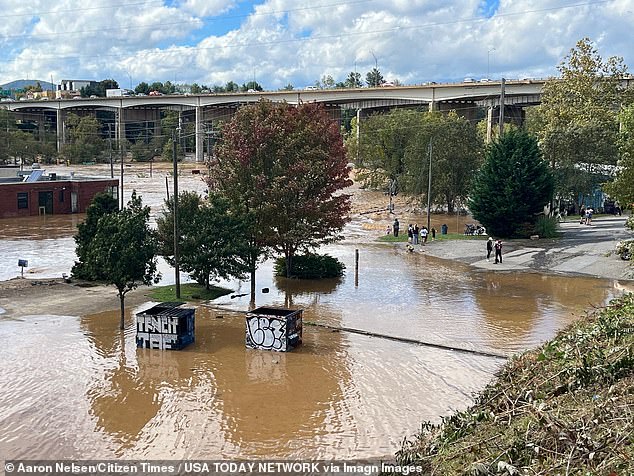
[{"xmin": 0, "ymin": 163, "xmax": 627, "ymax": 460}]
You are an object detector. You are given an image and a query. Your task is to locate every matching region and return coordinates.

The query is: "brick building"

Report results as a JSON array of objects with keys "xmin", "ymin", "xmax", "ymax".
[{"xmin": 0, "ymin": 170, "xmax": 118, "ymax": 218}]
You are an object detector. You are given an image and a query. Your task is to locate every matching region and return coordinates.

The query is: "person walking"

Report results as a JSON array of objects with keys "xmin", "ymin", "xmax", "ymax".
[
  {"xmin": 486, "ymin": 237, "xmax": 493, "ymax": 261},
  {"xmin": 494, "ymin": 239, "xmax": 503, "ymax": 264},
  {"xmin": 413, "ymin": 224, "xmax": 420, "ymax": 245},
  {"xmin": 407, "ymin": 224, "xmax": 413, "ymax": 243},
  {"xmin": 393, "ymin": 218, "xmax": 400, "ymax": 237},
  {"xmin": 420, "ymin": 226, "xmax": 428, "ymax": 244},
  {"xmin": 431, "ymin": 227, "xmax": 436, "ymax": 240}
]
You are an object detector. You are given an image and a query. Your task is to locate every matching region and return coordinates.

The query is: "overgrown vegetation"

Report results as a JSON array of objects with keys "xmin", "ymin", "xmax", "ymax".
[
  {"xmin": 533, "ymin": 216, "xmax": 559, "ymax": 238},
  {"xmin": 274, "ymin": 253, "xmax": 345, "ymax": 279},
  {"xmin": 395, "ymin": 293, "xmax": 634, "ymax": 475}
]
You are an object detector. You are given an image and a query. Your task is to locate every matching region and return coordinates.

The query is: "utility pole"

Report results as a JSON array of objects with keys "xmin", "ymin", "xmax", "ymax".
[
  {"xmin": 120, "ymin": 141, "xmax": 124, "ymax": 209},
  {"xmin": 108, "ymin": 123, "xmax": 113, "ymax": 178},
  {"xmin": 498, "ymin": 78, "xmax": 506, "ymax": 137},
  {"xmin": 427, "ymin": 138, "xmax": 433, "ymax": 231},
  {"xmin": 172, "ymin": 130, "xmax": 181, "ymax": 299}
]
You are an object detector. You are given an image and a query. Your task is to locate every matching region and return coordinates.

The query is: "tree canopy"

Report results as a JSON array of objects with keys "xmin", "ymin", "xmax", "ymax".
[
  {"xmin": 72, "ymin": 192, "xmax": 159, "ymax": 329},
  {"xmin": 535, "ymin": 38, "xmax": 627, "ymax": 207},
  {"xmin": 208, "ymin": 100, "xmax": 352, "ymax": 295},
  {"xmin": 355, "ymin": 109, "xmax": 483, "ymax": 213},
  {"xmin": 469, "ymin": 130, "xmax": 554, "ymax": 238},
  {"xmin": 605, "ymin": 105, "xmax": 634, "ymax": 206},
  {"xmin": 156, "ymin": 191, "xmax": 251, "ymax": 290},
  {"xmin": 60, "ymin": 113, "xmax": 105, "ymax": 163},
  {"xmin": 366, "ymin": 68, "xmax": 385, "ymax": 87}
]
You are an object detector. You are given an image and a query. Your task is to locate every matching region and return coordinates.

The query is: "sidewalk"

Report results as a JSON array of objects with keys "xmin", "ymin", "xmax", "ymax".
[{"xmin": 423, "ymin": 215, "xmax": 634, "ymax": 281}]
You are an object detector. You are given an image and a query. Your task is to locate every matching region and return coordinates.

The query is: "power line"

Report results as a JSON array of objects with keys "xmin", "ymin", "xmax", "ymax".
[
  {"xmin": 1, "ymin": 1, "xmax": 610, "ymax": 62},
  {"xmin": 1, "ymin": 0, "xmax": 379, "ymax": 40}
]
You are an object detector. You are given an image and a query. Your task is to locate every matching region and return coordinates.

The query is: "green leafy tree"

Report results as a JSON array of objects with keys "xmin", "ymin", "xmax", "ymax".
[
  {"xmin": 345, "ymin": 72, "xmax": 363, "ymax": 88},
  {"xmin": 156, "ymin": 191, "xmax": 251, "ymax": 290},
  {"xmin": 161, "ymin": 138, "xmax": 183, "ymax": 162},
  {"xmin": 605, "ymin": 105, "xmax": 634, "ymax": 206},
  {"xmin": 73, "ymin": 192, "xmax": 159, "ymax": 330},
  {"xmin": 209, "ymin": 100, "xmax": 352, "ymax": 296},
  {"xmin": 356, "ymin": 109, "xmax": 483, "ymax": 212},
  {"xmin": 282, "ymin": 83, "xmax": 294, "ymax": 90},
  {"xmin": 72, "ymin": 192, "xmax": 120, "ymax": 280},
  {"xmin": 356, "ymin": 108, "xmax": 419, "ymax": 191},
  {"xmin": 536, "ymin": 38, "xmax": 627, "ymax": 209},
  {"xmin": 60, "ymin": 113, "xmax": 104, "ymax": 163},
  {"xmin": 225, "ymin": 81, "xmax": 239, "ymax": 93},
  {"xmin": 403, "ymin": 112, "xmax": 484, "ymax": 213},
  {"xmin": 135, "ymin": 82, "xmax": 150, "ymax": 95},
  {"xmin": 469, "ymin": 130, "xmax": 554, "ymax": 238},
  {"xmin": 241, "ymin": 81, "xmax": 263, "ymax": 92},
  {"xmin": 366, "ymin": 68, "xmax": 385, "ymax": 87},
  {"xmin": 190, "ymin": 83, "xmax": 202, "ymax": 94}
]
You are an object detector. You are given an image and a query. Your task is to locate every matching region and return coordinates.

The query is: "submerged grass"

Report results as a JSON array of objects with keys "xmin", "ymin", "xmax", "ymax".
[
  {"xmin": 148, "ymin": 283, "xmax": 232, "ymax": 302},
  {"xmin": 395, "ymin": 293, "xmax": 634, "ymax": 475}
]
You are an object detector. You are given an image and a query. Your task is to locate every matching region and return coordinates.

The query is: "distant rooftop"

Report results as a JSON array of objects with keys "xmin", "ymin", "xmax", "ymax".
[{"xmin": 0, "ymin": 169, "xmax": 116, "ymax": 184}]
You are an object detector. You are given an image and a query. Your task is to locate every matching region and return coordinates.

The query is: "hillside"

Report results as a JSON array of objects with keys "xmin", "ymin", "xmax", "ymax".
[
  {"xmin": 1, "ymin": 79, "xmax": 56, "ymax": 90},
  {"xmin": 395, "ymin": 293, "xmax": 634, "ymax": 474}
]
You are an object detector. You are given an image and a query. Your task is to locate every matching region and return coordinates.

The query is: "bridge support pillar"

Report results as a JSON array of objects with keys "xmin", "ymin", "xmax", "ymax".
[
  {"xmin": 195, "ymin": 106, "xmax": 203, "ymax": 162},
  {"xmin": 428, "ymin": 101, "xmax": 437, "ymax": 112},
  {"xmin": 56, "ymin": 109, "xmax": 64, "ymax": 152},
  {"xmin": 486, "ymin": 106, "xmax": 493, "ymax": 143}
]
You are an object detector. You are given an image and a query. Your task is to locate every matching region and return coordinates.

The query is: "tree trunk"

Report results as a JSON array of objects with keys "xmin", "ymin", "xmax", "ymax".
[
  {"xmin": 285, "ymin": 251, "xmax": 292, "ymax": 278},
  {"xmin": 119, "ymin": 292, "xmax": 125, "ymax": 331},
  {"xmin": 250, "ymin": 265, "xmax": 256, "ymax": 304}
]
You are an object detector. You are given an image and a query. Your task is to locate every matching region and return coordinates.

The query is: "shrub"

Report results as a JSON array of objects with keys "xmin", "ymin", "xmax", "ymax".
[
  {"xmin": 274, "ymin": 253, "xmax": 345, "ymax": 279},
  {"xmin": 533, "ymin": 215, "xmax": 559, "ymax": 238}
]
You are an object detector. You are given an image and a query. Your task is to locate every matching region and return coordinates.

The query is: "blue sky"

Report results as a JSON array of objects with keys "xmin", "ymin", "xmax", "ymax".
[{"xmin": 0, "ymin": 0, "xmax": 631, "ymax": 90}]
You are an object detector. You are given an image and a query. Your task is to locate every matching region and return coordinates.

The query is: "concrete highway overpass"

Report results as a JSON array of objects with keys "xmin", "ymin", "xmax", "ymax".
[{"xmin": 2, "ymin": 79, "xmax": 545, "ymax": 162}]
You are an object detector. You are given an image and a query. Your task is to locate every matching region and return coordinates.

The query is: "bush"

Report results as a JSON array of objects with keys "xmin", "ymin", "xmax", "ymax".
[
  {"xmin": 274, "ymin": 253, "xmax": 345, "ymax": 279},
  {"xmin": 533, "ymin": 215, "xmax": 559, "ymax": 238}
]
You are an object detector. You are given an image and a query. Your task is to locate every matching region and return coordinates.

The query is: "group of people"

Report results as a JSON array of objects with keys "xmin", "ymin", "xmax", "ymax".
[
  {"xmin": 389, "ymin": 218, "xmax": 435, "ymax": 245},
  {"xmin": 579, "ymin": 207, "xmax": 594, "ymax": 225},
  {"xmin": 486, "ymin": 237, "xmax": 503, "ymax": 263}
]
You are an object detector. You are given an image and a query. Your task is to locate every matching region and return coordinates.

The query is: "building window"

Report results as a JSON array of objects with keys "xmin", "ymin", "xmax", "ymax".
[
  {"xmin": 59, "ymin": 190, "xmax": 64, "ymax": 202},
  {"xmin": 17, "ymin": 192, "xmax": 28, "ymax": 209}
]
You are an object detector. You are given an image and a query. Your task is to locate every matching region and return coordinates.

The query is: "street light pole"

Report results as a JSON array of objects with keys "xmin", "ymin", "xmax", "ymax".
[
  {"xmin": 487, "ymin": 48, "xmax": 495, "ymax": 78},
  {"xmin": 427, "ymin": 138, "xmax": 433, "ymax": 231},
  {"xmin": 172, "ymin": 130, "xmax": 181, "ymax": 299}
]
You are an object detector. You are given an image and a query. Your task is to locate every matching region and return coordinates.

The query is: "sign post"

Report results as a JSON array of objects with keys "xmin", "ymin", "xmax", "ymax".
[{"xmin": 18, "ymin": 259, "xmax": 28, "ymax": 278}]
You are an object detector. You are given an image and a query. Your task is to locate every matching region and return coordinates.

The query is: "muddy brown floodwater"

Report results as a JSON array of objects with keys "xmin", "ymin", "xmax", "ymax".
[{"xmin": 0, "ymin": 163, "xmax": 628, "ymax": 460}]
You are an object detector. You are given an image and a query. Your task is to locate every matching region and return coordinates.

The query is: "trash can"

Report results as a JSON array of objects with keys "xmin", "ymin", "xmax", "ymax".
[{"xmin": 441, "ymin": 224, "xmax": 448, "ymax": 235}]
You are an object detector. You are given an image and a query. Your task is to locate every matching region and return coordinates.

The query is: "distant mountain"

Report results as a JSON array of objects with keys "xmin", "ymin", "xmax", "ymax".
[{"xmin": 1, "ymin": 79, "xmax": 56, "ymax": 91}]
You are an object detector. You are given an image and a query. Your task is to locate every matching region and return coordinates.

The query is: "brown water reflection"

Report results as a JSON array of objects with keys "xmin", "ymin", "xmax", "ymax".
[{"xmin": 0, "ymin": 302, "xmax": 500, "ymax": 460}]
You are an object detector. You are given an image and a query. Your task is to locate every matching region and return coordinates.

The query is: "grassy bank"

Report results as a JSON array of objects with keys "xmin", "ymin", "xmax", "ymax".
[
  {"xmin": 148, "ymin": 283, "xmax": 232, "ymax": 302},
  {"xmin": 395, "ymin": 293, "xmax": 634, "ymax": 474}
]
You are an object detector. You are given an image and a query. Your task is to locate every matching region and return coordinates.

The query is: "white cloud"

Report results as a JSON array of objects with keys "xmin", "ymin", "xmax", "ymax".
[{"xmin": 0, "ymin": 0, "xmax": 632, "ymax": 88}]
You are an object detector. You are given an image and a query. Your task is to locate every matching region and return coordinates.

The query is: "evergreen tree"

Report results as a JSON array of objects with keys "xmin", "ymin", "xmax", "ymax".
[
  {"xmin": 366, "ymin": 68, "xmax": 385, "ymax": 87},
  {"xmin": 469, "ymin": 130, "xmax": 554, "ymax": 238}
]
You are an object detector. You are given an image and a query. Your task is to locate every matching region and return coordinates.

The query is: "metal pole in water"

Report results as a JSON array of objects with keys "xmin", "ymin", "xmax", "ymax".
[
  {"xmin": 426, "ymin": 138, "xmax": 432, "ymax": 231},
  {"xmin": 172, "ymin": 130, "xmax": 181, "ymax": 299},
  {"xmin": 355, "ymin": 249, "xmax": 359, "ymax": 287}
]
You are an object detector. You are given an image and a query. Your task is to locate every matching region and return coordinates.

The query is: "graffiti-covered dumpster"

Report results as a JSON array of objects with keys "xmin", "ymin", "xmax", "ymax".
[
  {"xmin": 245, "ymin": 307, "xmax": 303, "ymax": 352},
  {"xmin": 136, "ymin": 302, "xmax": 195, "ymax": 350}
]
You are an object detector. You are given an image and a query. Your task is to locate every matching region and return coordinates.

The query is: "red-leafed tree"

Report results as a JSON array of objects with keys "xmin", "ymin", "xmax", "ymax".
[{"xmin": 208, "ymin": 100, "xmax": 352, "ymax": 298}]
